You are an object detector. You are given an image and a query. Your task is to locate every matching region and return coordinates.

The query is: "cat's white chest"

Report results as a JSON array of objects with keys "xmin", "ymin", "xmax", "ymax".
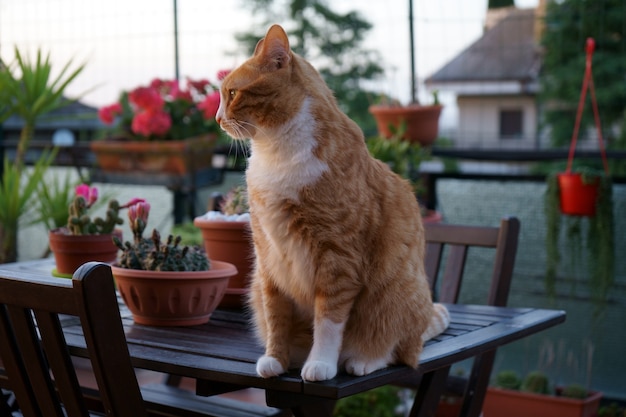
[{"xmin": 247, "ymin": 98, "xmax": 328, "ymax": 199}]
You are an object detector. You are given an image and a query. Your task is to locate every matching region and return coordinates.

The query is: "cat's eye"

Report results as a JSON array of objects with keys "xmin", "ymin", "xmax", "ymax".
[{"xmin": 229, "ymin": 89, "xmax": 237, "ymax": 99}]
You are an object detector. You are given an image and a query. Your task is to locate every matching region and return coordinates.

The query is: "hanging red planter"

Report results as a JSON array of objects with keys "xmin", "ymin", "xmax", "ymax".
[
  {"xmin": 557, "ymin": 173, "xmax": 600, "ymax": 216},
  {"xmin": 557, "ymin": 38, "xmax": 609, "ymax": 217}
]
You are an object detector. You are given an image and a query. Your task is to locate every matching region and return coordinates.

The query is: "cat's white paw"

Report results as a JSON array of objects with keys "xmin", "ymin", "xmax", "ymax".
[
  {"xmin": 345, "ymin": 357, "xmax": 388, "ymax": 376},
  {"xmin": 301, "ymin": 360, "xmax": 337, "ymax": 381},
  {"xmin": 256, "ymin": 355, "xmax": 286, "ymax": 378}
]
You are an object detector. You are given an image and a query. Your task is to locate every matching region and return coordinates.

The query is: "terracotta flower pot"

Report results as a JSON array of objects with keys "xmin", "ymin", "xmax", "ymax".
[
  {"xmin": 193, "ymin": 218, "xmax": 254, "ymax": 309},
  {"xmin": 49, "ymin": 229, "xmax": 122, "ymax": 276},
  {"xmin": 557, "ymin": 172, "xmax": 600, "ymax": 217},
  {"xmin": 90, "ymin": 134, "xmax": 217, "ymax": 175},
  {"xmin": 369, "ymin": 104, "xmax": 443, "ymax": 146},
  {"xmin": 111, "ymin": 260, "xmax": 237, "ymax": 326},
  {"xmin": 483, "ymin": 387, "xmax": 602, "ymax": 417}
]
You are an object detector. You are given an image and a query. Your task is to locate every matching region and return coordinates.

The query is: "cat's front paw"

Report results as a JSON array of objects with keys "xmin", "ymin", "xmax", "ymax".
[
  {"xmin": 345, "ymin": 357, "xmax": 388, "ymax": 376},
  {"xmin": 256, "ymin": 355, "xmax": 286, "ymax": 378},
  {"xmin": 301, "ymin": 360, "xmax": 337, "ymax": 381}
]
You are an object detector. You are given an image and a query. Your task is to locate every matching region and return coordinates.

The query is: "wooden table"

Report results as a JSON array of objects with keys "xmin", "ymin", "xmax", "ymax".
[{"xmin": 2, "ymin": 260, "xmax": 566, "ymax": 417}]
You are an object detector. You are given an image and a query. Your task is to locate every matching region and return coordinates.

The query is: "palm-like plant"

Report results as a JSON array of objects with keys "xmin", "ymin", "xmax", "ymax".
[
  {"xmin": 0, "ymin": 48, "xmax": 86, "ymax": 263},
  {"xmin": 0, "ymin": 48, "xmax": 86, "ymax": 166},
  {"xmin": 0, "ymin": 151, "xmax": 55, "ymax": 263}
]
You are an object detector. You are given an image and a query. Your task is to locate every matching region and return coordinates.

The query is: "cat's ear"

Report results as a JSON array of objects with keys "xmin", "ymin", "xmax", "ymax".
[
  {"xmin": 256, "ymin": 24, "xmax": 291, "ymax": 70},
  {"xmin": 253, "ymin": 38, "xmax": 265, "ymax": 56}
]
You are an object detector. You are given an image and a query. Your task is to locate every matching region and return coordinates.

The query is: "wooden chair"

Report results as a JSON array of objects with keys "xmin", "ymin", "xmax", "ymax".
[
  {"xmin": 424, "ymin": 216, "xmax": 520, "ymax": 307},
  {"xmin": 406, "ymin": 216, "xmax": 521, "ymax": 417},
  {"xmin": 0, "ymin": 262, "xmax": 285, "ymax": 417}
]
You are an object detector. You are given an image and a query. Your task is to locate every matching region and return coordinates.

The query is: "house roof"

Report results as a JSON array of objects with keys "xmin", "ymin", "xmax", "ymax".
[
  {"xmin": 3, "ymin": 98, "xmax": 103, "ymax": 130},
  {"xmin": 426, "ymin": 8, "xmax": 541, "ymax": 87}
]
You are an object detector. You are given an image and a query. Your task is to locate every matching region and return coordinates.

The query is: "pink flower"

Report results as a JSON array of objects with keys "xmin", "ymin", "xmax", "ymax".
[
  {"xmin": 75, "ymin": 184, "xmax": 98, "ymax": 207},
  {"xmin": 129, "ymin": 86, "xmax": 164, "ymax": 111},
  {"xmin": 127, "ymin": 201, "xmax": 151, "ymax": 238},
  {"xmin": 131, "ymin": 110, "xmax": 172, "ymax": 137},
  {"xmin": 197, "ymin": 91, "xmax": 221, "ymax": 119},
  {"xmin": 127, "ymin": 201, "xmax": 151, "ymax": 224},
  {"xmin": 120, "ymin": 197, "xmax": 146, "ymax": 209},
  {"xmin": 98, "ymin": 103, "xmax": 123, "ymax": 124}
]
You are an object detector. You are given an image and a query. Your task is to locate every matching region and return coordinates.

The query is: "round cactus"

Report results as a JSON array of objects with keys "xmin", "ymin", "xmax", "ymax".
[
  {"xmin": 520, "ymin": 371, "xmax": 550, "ymax": 395},
  {"xmin": 493, "ymin": 370, "xmax": 522, "ymax": 390}
]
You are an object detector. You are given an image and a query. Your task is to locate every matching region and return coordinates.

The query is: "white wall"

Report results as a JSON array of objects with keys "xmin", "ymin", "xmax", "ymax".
[{"xmin": 455, "ymin": 95, "xmax": 538, "ymax": 148}]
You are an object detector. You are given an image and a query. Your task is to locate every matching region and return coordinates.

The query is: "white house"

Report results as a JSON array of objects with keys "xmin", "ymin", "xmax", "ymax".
[{"xmin": 425, "ymin": 6, "xmax": 544, "ymax": 149}]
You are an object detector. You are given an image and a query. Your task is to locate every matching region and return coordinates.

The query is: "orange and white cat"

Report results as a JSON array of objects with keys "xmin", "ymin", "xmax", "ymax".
[{"xmin": 216, "ymin": 24, "xmax": 450, "ymax": 382}]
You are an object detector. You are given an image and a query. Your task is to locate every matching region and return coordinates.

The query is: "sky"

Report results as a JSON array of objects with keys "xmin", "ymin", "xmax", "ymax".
[{"xmin": 0, "ymin": 0, "xmax": 539, "ymax": 116}]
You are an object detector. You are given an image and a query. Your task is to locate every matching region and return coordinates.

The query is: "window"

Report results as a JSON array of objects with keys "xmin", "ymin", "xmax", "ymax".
[{"xmin": 499, "ymin": 109, "xmax": 523, "ymax": 139}]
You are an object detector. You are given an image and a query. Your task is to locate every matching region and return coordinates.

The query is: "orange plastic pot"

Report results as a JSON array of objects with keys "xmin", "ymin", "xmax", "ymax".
[{"xmin": 557, "ymin": 173, "xmax": 600, "ymax": 217}]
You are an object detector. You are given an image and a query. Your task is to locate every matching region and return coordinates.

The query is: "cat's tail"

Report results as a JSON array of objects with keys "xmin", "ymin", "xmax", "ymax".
[{"xmin": 421, "ymin": 303, "xmax": 450, "ymax": 342}]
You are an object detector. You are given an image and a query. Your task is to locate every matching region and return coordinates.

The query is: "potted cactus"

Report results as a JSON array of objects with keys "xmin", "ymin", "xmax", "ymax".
[
  {"xmin": 483, "ymin": 370, "xmax": 602, "ymax": 417},
  {"xmin": 112, "ymin": 200, "xmax": 237, "ymax": 326},
  {"xmin": 193, "ymin": 185, "xmax": 253, "ymax": 309},
  {"xmin": 48, "ymin": 184, "xmax": 136, "ymax": 276}
]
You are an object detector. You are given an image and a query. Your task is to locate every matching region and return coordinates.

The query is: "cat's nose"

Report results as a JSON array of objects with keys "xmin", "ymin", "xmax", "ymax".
[{"xmin": 215, "ymin": 103, "xmax": 224, "ymax": 125}]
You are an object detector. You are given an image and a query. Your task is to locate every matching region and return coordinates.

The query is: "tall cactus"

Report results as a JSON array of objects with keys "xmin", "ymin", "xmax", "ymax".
[{"xmin": 67, "ymin": 197, "xmax": 124, "ymax": 235}]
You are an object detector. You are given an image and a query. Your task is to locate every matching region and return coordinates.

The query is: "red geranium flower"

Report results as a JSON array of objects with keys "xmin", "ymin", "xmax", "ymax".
[
  {"xmin": 131, "ymin": 110, "xmax": 172, "ymax": 137},
  {"xmin": 198, "ymin": 91, "xmax": 221, "ymax": 119},
  {"xmin": 99, "ymin": 71, "xmax": 229, "ymax": 141},
  {"xmin": 98, "ymin": 103, "xmax": 123, "ymax": 125},
  {"xmin": 129, "ymin": 86, "xmax": 164, "ymax": 111}
]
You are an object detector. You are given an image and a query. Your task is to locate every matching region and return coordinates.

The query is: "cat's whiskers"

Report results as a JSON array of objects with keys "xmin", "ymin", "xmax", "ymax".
[
  {"xmin": 223, "ymin": 118, "xmax": 264, "ymax": 142},
  {"xmin": 238, "ymin": 120, "xmax": 271, "ymax": 140}
]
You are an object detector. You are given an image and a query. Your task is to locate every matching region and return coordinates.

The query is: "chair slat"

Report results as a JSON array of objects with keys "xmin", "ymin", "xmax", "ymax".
[
  {"xmin": 73, "ymin": 264, "xmax": 148, "ymax": 417},
  {"xmin": 424, "ymin": 242, "xmax": 444, "ymax": 289},
  {"xmin": 7, "ymin": 305, "xmax": 66, "ymax": 417},
  {"xmin": 35, "ymin": 310, "xmax": 89, "ymax": 417},
  {"xmin": 439, "ymin": 245, "xmax": 469, "ymax": 303},
  {"xmin": 0, "ymin": 307, "xmax": 42, "ymax": 417}
]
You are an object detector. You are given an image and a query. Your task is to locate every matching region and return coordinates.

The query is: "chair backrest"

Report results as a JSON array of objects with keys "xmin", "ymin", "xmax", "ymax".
[
  {"xmin": 0, "ymin": 262, "xmax": 147, "ymax": 417},
  {"xmin": 424, "ymin": 217, "xmax": 520, "ymax": 307}
]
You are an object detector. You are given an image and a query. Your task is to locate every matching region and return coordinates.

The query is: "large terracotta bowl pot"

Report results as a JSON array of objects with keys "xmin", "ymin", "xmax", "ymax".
[{"xmin": 111, "ymin": 260, "xmax": 237, "ymax": 326}]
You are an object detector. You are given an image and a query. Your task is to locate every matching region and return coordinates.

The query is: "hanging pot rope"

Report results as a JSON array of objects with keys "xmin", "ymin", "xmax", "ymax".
[{"xmin": 565, "ymin": 37, "xmax": 610, "ymax": 176}]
